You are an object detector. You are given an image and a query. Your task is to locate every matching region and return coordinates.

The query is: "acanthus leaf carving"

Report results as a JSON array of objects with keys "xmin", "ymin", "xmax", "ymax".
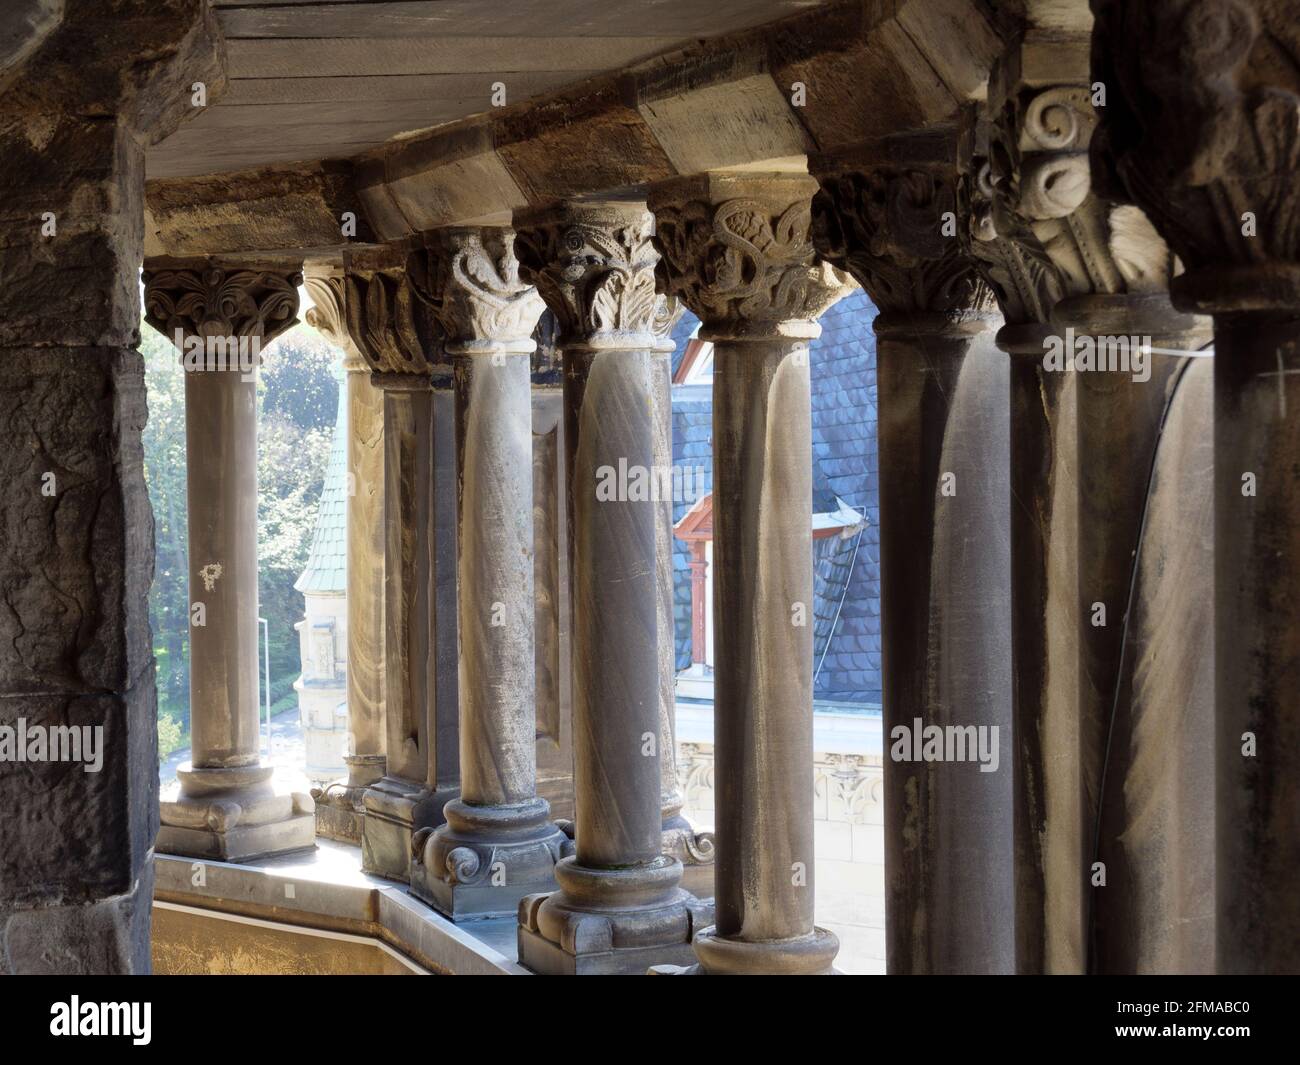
[
  {"xmin": 515, "ymin": 203, "xmax": 661, "ymax": 346},
  {"xmin": 303, "ymin": 265, "xmax": 364, "ymax": 366},
  {"xmin": 810, "ymin": 167, "xmax": 988, "ymax": 318},
  {"xmin": 144, "ymin": 264, "xmax": 303, "ymax": 348},
  {"xmin": 957, "ymin": 126, "xmax": 1065, "ymax": 325},
  {"xmin": 341, "ymin": 255, "xmax": 443, "ymax": 376}
]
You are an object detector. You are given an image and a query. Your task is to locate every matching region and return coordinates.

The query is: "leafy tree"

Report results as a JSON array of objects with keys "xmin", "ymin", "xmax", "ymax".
[
  {"xmin": 141, "ymin": 315, "xmax": 340, "ymax": 742},
  {"xmin": 141, "ymin": 326, "xmax": 190, "ymax": 725}
]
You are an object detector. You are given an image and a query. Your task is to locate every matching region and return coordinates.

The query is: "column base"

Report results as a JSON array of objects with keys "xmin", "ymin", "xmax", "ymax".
[
  {"xmin": 661, "ymin": 814, "xmax": 715, "ymax": 899},
  {"xmin": 411, "ymin": 797, "xmax": 568, "ymax": 920},
  {"xmin": 158, "ymin": 764, "xmax": 316, "ymax": 863},
  {"xmin": 361, "ymin": 777, "xmax": 454, "ymax": 882},
  {"xmin": 690, "ymin": 925, "xmax": 840, "ymax": 975},
  {"xmin": 517, "ymin": 855, "xmax": 713, "ymax": 975},
  {"xmin": 310, "ymin": 783, "xmax": 364, "ymax": 845}
]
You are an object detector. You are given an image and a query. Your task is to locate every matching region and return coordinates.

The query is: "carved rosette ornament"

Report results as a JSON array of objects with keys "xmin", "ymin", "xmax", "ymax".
[
  {"xmin": 652, "ymin": 174, "xmax": 852, "ymax": 338},
  {"xmin": 514, "ymin": 202, "xmax": 661, "ymax": 349},
  {"xmin": 810, "ymin": 165, "xmax": 991, "ymax": 321},
  {"xmin": 1091, "ymin": 0, "xmax": 1300, "ymax": 311},
  {"xmin": 412, "ymin": 227, "xmax": 545, "ymax": 352},
  {"xmin": 144, "ymin": 263, "xmax": 302, "ymax": 352}
]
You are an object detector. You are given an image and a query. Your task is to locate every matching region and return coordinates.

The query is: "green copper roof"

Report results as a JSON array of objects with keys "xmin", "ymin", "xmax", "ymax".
[{"xmin": 296, "ymin": 361, "xmax": 348, "ymax": 595}]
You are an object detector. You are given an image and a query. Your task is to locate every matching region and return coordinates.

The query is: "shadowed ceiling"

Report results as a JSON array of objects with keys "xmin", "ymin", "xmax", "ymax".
[{"xmin": 147, "ymin": 0, "xmax": 829, "ymax": 179}]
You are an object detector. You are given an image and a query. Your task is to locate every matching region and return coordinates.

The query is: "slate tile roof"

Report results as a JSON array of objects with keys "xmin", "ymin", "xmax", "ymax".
[
  {"xmin": 669, "ymin": 288, "xmax": 881, "ymax": 706},
  {"xmin": 295, "ymin": 361, "xmax": 348, "ymax": 595}
]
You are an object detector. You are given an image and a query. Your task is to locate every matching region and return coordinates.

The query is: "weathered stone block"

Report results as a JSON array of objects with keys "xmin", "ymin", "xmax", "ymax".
[
  {"xmin": 0, "ymin": 347, "xmax": 153, "ymax": 694},
  {"xmin": 0, "ymin": 119, "xmax": 143, "ymax": 348},
  {"xmin": 1, "ymin": 863, "xmax": 153, "ymax": 974},
  {"xmin": 0, "ymin": 680, "xmax": 158, "ymax": 905}
]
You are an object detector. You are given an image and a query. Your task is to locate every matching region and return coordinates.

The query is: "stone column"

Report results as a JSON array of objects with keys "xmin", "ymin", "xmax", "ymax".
[
  {"xmin": 407, "ymin": 227, "xmax": 567, "ymax": 919},
  {"xmin": 1094, "ymin": 0, "xmax": 1300, "ymax": 973},
  {"xmin": 813, "ymin": 160, "xmax": 1013, "ymax": 974},
  {"xmin": 532, "ymin": 383, "xmax": 577, "ymax": 822},
  {"xmin": 513, "ymin": 201, "xmax": 712, "ymax": 973},
  {"xmin": 651, "ymin": 294, "xmax": 715, "ymax": 898},
  {"xmin": 963, "ymin": 50, "xmax": 1216, "ymax": 973},
  {"xmin": 0, "ymin": 0, "xmax": 222, "ymax": 972},
  {"xmin": 302, "ymin": 265, "xmax": 386, "ymax": 843},
  {"xmin": 341, "ymin": 248, "xmax": 455, "ymax": 882},
  {"xmin": 145, "ymin": 263, "xmax": 315, "ymax": 862},
  {"xmin": 651, "ymin": 174, "xmax": 852, "ymax": 974}
]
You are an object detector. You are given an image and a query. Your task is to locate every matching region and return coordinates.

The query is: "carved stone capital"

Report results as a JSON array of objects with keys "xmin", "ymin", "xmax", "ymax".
[
  {"xmin": 811, "ymin": 165, "xmax": 990, "ymax": 320},
  {"xmin": 957, "ymin": 115, "xmax": 1066, "ymax": 326},
  {"xmin": 1092, "ymin": 0, "xmax": 1300, "ymax": 313},
  {"xmin": 651, "ymin": 174, "xmax": 852, "ymax": 339},
  {"xmin": 143, "ymin": 263, "xmax": 302, "ymax": 350},
  {"xmin": 651, "ymin": 294, "xmax": 686, "ymax": 351},
  {"xmin": 341, "ymin": 246, "xmax": 445, "ymax": 377},
  {"xmin": 412, "ymin": 227, "xmax": 545, "ymax": 354},
  {"xmin": 514, "ymin": 201, "xmax": 661, "ymax": 349},
  {"xmin": 982, "ymin": 79, "xmax": 1179, "ymax": 308},
  {"xmin": 303, "ymin": 262, "xmax": 366, "ymax": 370}
]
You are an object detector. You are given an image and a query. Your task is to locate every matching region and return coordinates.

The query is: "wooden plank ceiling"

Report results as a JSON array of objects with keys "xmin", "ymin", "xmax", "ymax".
[{"xmin": 147, "ymin": 0, "xmax": 827, "ymax": 180}]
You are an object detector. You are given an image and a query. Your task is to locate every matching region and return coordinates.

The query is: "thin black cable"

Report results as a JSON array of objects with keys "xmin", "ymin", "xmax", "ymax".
[{"xmin": 1085, "ymin": 354, "xmax": 1198, "ymax": 973}]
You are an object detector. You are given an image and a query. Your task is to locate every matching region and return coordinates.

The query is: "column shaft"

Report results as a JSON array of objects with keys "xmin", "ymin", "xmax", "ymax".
[
  {"xmin": 570, "ymin": 346, "xmax": 662, "ymax": 867},
  {"xmin": 961, "ymin": 63, "xmax": 1219, "ymax": 970},
  {"xmin": 361, "ymin": 374, "xmax": 447, "ymax": 882},
  {"xmin": 300, "ymin": 266, "xmax": 389, "ymax": 843},
  {"xmin": 813, "ymin": 159, "xmax": 1010, "ymax": 973},
  {"xmin": 654, "ymin": 174, "xmax": 850, "ymax": 974},
  {"xmin": 1065, "ymin": 296, "xmax": 1215, "ymax": 973},
  {"xmin": 876, "ymin": 314, "xmax": 1013, "ymax": 974},
  {"xmin": 1215, "ymin": 313, "xmax": 1300, "ymax": 972},
  {"xmin": 344, "ymin": 362, "xmax": 387, "ymax": 788},
  {"xmin": 185, "ymin": 366, "xmax": 260, "ymax": 768},
  {"xmin": 1002, "ymin": 326, "xmax": 1085, "ymax": 972},
  {"xmin": 380, "ymin": 381, "xmax": 432, "ymax": 786},
  {"xmin": 455, "ymin": 354, "xmax": 537, "ymax": 805},
  {"xmin": 711, "ymin": 336, "xmax": 816, "ymax": 943}
]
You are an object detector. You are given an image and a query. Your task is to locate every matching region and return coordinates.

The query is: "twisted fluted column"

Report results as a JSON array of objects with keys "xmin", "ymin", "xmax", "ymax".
[
  {"xmin": 410, "ymin": 228, "xmax": 567, "ymax": 919},
  {"xmin": 513, "ymin": 202, "xmax": 712, "ymax": 973}
]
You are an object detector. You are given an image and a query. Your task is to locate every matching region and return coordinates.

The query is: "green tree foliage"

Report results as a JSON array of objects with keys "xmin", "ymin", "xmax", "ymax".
[
  {"xmin": 141, "ymin": 326, "xmax": 190, "ymax": 725},
  {"xmin": 258, "ymin": 326, "xmax": 337, "ymax": 688},
  {"xmin": 141, "ymin": 315, "xmax": 340, "ymax": 738}
]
